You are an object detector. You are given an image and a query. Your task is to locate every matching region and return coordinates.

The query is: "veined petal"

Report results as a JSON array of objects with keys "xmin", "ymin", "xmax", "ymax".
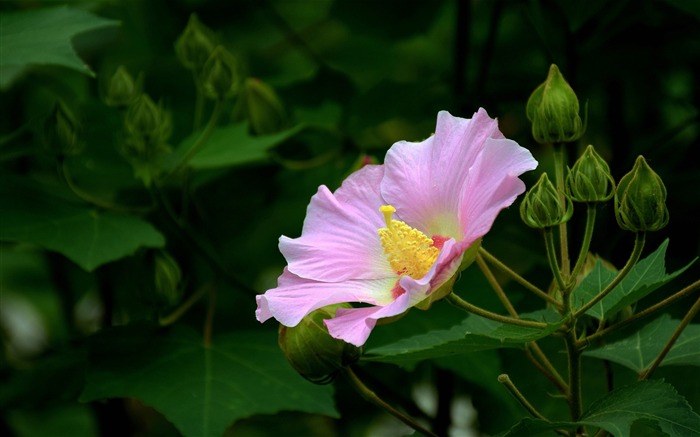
[
  {"xmin": 459, "ymin": 137, "xmax": 538, "ymax": 244},
  {"xmin": 382, "ymin": 109, "xmax": 503, "ymax": 239},
  {"xmin": 256, "ymin": 268, "xmax": 398, "ymax": 327},
  {"xmin": 324, "ymin": 291, "xmax": 412, "ymax": 347},
  {"xmin": 280, "ymin": 165, "xmax": 393, "ymax": 282}
]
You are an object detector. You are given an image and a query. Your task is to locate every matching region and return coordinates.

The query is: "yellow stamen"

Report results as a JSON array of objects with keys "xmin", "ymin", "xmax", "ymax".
[{"xmin": 378, "ymin": 205, "xmax": 439, "ymax": 279}]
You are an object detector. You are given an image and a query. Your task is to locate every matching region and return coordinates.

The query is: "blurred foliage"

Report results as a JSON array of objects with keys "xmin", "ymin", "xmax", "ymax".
[{"xmin": 1, "ymin": 0, "xmax": 699, "ymax": 436}]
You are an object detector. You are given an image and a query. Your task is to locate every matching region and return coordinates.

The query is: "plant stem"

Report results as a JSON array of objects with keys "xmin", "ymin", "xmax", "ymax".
[
  {"xmin": 639, "ymin": 295, "xmax": 700, "ymax": 380},
  {"xmin": 498, "ymin": 374, "xmax": 548, "ymax": 420},
  {"xmin": 552, "ymin": 145, "xmax": 570, "ymax": 279},
  {"xmin": 525, "ymin": 343, "xmax": 569, "ymax": 395},
  {"xmin": 478, "ymin": 248, "xmax": 560, "ymax": 307},
  {"xmin": 573, "ymin": 232, "xmax": 646, "ymax": 318},
  {"xmin": 476, "ymin": 253, "xmax": 518, "ymax": 317},
  {"xmin": 569, "ymin": 204, "xmax": 597, "ymax": 285},
  {"xmin": 159, "ymin": 282, "xmax": 212, "ymax": 326},
  {"xmin": 203, "ymin": 283, "xmax": 217, "ymax": 348},
  {"xmin": 170, "ymin": 99, "xmax": 223, "ymax": 176},
  {"xmin": 544, "ymin": 227, "xmax": 568, "ymax": 298},
  {"xmin": 578, "ymin": 279, "xmax": 700, "ymax": 347},
  {"xmin": 345, "ymin": 367, "xmax": 438, "ymax": 437},
  {"xmin": 564, "ymin": 329, "xmax": 583, "ymax": 423},
  {"xmin": 446, "ymin": 293, "xmax": 548, "ymax": 329}
]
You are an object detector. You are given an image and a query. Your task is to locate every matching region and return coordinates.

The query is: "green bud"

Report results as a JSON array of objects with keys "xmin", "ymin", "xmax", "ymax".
[
  {"xmin": 200, "ymin": 46, "xmax": 240, "ymax": 101},
  {"xmin": 526, "ymin": 64, "xmax": 585, "ymax": 144},
  {"xmin": 122, "ymin": 94, "xmax": 171, "ymax": 185},
  {"xmin": 232, "ymin": 78, "xmax": 287, "ymax": 134},
  {"xmin": 278, "ymin": 304, "xmax": 363, "ymax": 384},
  {"xmin": 154, "ymin": 251, "xmax": 182, "ymax": 306},
  {"xmin": 520, "ymin": 173, "xmax": 573, "ymax": 229},
  {"xmin": 615, "ymin": 156, "xmax": 669, "ymax": 232},
  {"xmin": 566, "ymin": 145, "xmax": 615, "ymax": 202},
  {"xmin": 104, "ymin": 66, "xmax": 139, "ymax": 108},
  {"xmin": 174, "ymin": 14, "xmax": 217, "ymax": 72},
  {"xmin": 43, "ymin": 101, "xmax": 83, "ymax": 156}
]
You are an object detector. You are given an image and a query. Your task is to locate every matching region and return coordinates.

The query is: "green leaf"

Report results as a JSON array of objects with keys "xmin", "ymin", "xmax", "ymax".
[
  {"xmin": 583, "ymin": 315, "xmax": 700, "ymax": 372},
  {"xmin": 0, "ymin": 178, "xmax": 164, "ymax": 271},
  {"xmin": 572, "ymin": 240, "xmax": 696, "ymax": 320},
  {"xmin": 170, "ymin": 123, "xmax": 303, "ymax": 170},
  {"xmin": 494, "ymin": 418, "xmax": 575, "ymax": 437},
  {"xmin": 579, "ymin": 380, "xmax": 700, "ymax": 437},
  {"xmin": 80, "ymin": 324, "xmax": 337, "ymax": 437},
  {"xmin": 364, "ymin": 310, "xmax": 562, "ymax": 365},
  {"xmin": 0, "ymin": 6, "xmax": 119, "ymax": 88}
]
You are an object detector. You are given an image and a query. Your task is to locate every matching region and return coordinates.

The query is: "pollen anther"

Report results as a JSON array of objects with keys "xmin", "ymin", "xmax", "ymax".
[{"xmin": 378, "ymin": 205, "xmax": 439, "ymax": 279}]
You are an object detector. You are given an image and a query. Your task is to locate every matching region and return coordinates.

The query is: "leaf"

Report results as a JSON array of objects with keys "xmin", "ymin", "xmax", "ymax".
[
  {"xmin": 579, "ymin": 380, "xmax": 700, "ymax": 437},
  {"xmin": 170, "ymin": 123, "xmax": 303, "ymax": 170},
  {"xmin": 494, "ymin": 418, "xmax": 575, "ymax": 437},
  {"xmin": 364, "ymin": 310, "xmax": 562, "ymax": 365},
  {"xmin": 572, "ymin": 240, "xmax": 695, "ymax": 320},
  {"xmin": 583, "ymin": 315, "xmax": 700, "ymax": 372},
  {"xmin": 0, "ymin": 178, "xmax": 164, "ymax": 271},
  {"xmin": 0, "ymin": 6, "xmax": 119, "ymax": 88},
  {"xmin": 80, "ymin": 324, "xmax": 338, "ymax": 437}
]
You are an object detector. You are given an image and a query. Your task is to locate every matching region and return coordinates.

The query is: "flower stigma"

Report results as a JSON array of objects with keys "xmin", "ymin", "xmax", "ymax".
[{"xmin": 378, "ymin": 205, "xmax": 440, "ymax": 279}]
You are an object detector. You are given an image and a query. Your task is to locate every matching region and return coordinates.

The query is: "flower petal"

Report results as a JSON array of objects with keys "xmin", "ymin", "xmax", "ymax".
[
  {"xmin": 256, "ymin": 268, "xmax": 398, "ymax": 327},
  {"xmin": 459, "ymin": 137, "xmax": 538, "ymax": 244},
  {"xmin": 279, "ymin": 165, "xmax": 393, "ymax": 282},
  {"xmin": 324, "ymin": 291, "xmax": 412, "ymax": 347},
  {"xmin": 382, "ymin": 109, "xmax": 503, "ymax": 238}
]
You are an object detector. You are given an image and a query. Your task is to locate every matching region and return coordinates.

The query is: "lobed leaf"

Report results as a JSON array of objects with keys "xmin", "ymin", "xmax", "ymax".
[
  {"xmin": 80, "ymin": 324, "xmax": 338, "ymax": 437},
  {"xmin": 583, "ymin": 315, "xmax": 700, "ymax": 372},
  {"xmin": 0, "ymin": 6, "xmax": 119, "ymax": 88},
  {"xmin": 572, "ymin": 239, "xmax": 695, "ymax": 320}
]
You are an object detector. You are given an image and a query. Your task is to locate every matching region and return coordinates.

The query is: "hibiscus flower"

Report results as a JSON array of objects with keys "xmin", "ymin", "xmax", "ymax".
[{"xmin": 256, "ymin": 109, "xmax": 538, "ymax": 346}]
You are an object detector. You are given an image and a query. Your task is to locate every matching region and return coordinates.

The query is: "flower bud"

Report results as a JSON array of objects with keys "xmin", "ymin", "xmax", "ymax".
[
  {"xmin": 566, "ymin": 145, "xmax": 615, "ymax": 202},
  {"xmin": 174, "ymin": 14, "xmax": 217, "ymax": 72},
  {"xmin": 615, "ymin": 156, "xmax": 669, "ymax": 232},
  {"xmin": 43, "ymin": 101, "xmax": 83, "ymax": 156},
  {"xmin": 520, "ymin": 173, "xmax": 573, "ymax": 229},
  {"xmin": 122, "ymin": 94, "xmax": 171, "ymax": 185},
  {"xmin": 278, "ymin": 304, "xmax": 362, "ymax": 384},
  {"xmin": 232, "ymin": 78, "xmax": 287, "ymax": 134},
  {"xmin": 154, "ymin": 251, "xmax": 182, "ymax": 306},
  {"xmin": 104, "ymin": 66, "xmax": 139, "ymax": 108},
  {"xmin": 526, "ymin": 64, "xmax": 585, "ymax": 144},
  {"xmin": 200, "ymin": 46, "xmax": 240, "ymax": 101}
]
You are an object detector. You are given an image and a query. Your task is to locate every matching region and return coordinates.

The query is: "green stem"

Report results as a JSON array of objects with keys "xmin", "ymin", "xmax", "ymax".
[
  {"xmin": 569, "ymin": 204, "xmax": 597, "ymax": 286},
  {"xmin": 203, "ymin": 283, "xmax": 218, "ymax": 348},
  {"xmin": 573, "ymin": 232, "xmax": 646, "ymax": 318},
  {"xmin": 478, "ymin": 248, "xmax": 560, "ymax": 307},
  {"xmin": 553, "ymin": 145, "xmax": 570, "ymax": 279},
  {"xmin": 564, "ymin": 329, "xmax": 582, "ymax": 423},
  {"xmin": 446, "ymin": 293, "xmax": 548, "ymax": 329},
  {"xmin": 171, "ymin": 100, "xmax": 223, "ymax": 176},
  {"xmin": 581, "ymin": 279, "xmax": 700, "ymax": 347},
  {"xmin": 526, "ymin": 343, "xmax": 569, "ymax": 395},
  {"xmin": 498, "ymin": 374, "xmax": 549, "ymax": 420},
  {"xmin": 476, "ymin": 253, "xmax": 518, "ymax": 317},
  {"xmin": 639, "ymin": 295, "xmax": 700, "ymax": 380},
  {"xmin": 544, "ymin": 227, "xmax": 568, "ymax": 299},
  {"xmin": 345, "ymin": 367, "xmax": 438, "ymax": 437},
  {"xmin": 159, "ymin": 282, "xmax": 212, "ymax": 326}
]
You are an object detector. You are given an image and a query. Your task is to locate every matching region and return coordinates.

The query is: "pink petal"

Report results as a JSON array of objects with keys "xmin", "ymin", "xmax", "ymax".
[
  {"xmin": 256, "ymin": 268, "xmax": 398, "ymax": 327},
  {"xmin": 381, "ymin": 109, "xmax": 503, "ymax": 239},
  {"xmin": 459, "ymin": 137, "xmax": 537, "ymax": 245},
  {"xmin": 279, "ymin": 165, "xmax": 394, "ymax": 282},
  {"xmin": 324, "ymin": 291, "xmax": 413, "ymax": 347}
]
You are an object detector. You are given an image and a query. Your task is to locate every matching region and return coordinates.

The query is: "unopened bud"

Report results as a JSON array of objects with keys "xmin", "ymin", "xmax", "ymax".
[
  {"xmin": 615, "ymin": 156, "xmax": 669, "ymax": 232},
  {"xmin": 154, "ymin": 252, "xmax": 182, "ymax": 306},
  {"xmin": 104, "ymin": 66, "xmax": 139, "ymax": 108},
  {"xmin": 566, "ymin": 145, "xmax": 615, "ymax": 203},
  {"xmin": 200, "ymin": 46, "xmax": 239, "ymax": 101},
  {"xmin": 526, "ymin": 64, "xmax": 585, "ymax": 144},
  {"xmin": 520, "ymin": 173, "xmax": 573, "ymax": 229},
  {"xmin": 278, "ymin": 304, "xmax": 362, "ymax": 384},
  {"xmin": 122, "ymin": 94, "xmax": 171, "ymax": 185},
  {"xmin": 232, "ymin": 78, "xmax": 287, "ymax": 134},
  {"xmin": 175, "ymin": 14, "xmax": 217, "ymax": 72},
  {"xmin": 43, "ymin": 101, "xmax": 82, "ymax": 156}
]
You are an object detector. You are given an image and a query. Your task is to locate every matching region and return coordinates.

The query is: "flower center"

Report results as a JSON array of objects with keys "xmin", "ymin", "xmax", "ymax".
[{"xmin": 378, "ymin": 205, "xmax": 440, "ymax": 279}]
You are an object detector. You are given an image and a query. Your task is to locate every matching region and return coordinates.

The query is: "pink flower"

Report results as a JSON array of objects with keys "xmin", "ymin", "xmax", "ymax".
[{"xmin": 256, "ymin": 109, "xmax": 538, "ymax": 346}]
